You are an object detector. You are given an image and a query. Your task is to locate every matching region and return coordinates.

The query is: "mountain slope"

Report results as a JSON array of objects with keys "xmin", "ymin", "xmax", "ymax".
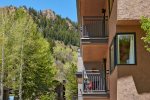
[{"xmin": 28, "ymin": 7, "xmax": 80, "ymax": 46}]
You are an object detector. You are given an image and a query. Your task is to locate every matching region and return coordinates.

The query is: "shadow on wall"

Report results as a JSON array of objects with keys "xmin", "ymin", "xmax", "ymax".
[
  {"xmin": 84, "ymin": 62, "xmax": 102, "ymax": 71},
  {"xmin": 131, "ymin": 31, "xmax": 150, "ymax": 94},
  {"xmin": 118, "ymin": 39, "xmax": 150, "ymax": 95},
  {"xmin": 118, "ymin": 29, "xmax": 150, "ymax": 95},
  {"xmin": 132, "ymin": 59, "xmax": 150, "ymax": 94}
]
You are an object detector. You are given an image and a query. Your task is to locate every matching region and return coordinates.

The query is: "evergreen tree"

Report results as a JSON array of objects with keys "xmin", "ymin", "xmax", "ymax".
[{"xmin": 28, "ymin": 7, "xmax": 80, "ymax": 46}]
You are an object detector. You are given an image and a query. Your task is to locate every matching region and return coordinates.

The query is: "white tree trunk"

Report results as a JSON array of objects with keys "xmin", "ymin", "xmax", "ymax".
[
  {"xmin": 0, "ymin": 34, "xmax": 4, "ymax": 100},
  {"xmin": 19, "ymin": 37, "xmax": 24, "ymax": 100},
  {"xmin": 0, "ymin": 10, "xmax": 5, "ymax": 100}
]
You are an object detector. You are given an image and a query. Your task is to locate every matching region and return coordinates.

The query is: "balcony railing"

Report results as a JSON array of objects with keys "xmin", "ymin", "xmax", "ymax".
[
  {"xmin": 81, "ymin": 16, "xmax": 108, "ymax": 38},
  {"xmin": 82, "ymin": 70, "xmax": 106, "ymax": 94}
]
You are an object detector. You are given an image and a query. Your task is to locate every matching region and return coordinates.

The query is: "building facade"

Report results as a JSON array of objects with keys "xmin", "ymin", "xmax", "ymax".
[{"xmin": 76, "ymin": 0, "xmax": 150, "ymax": 100}]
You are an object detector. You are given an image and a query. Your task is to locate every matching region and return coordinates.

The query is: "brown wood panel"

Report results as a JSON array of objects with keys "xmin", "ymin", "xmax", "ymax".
[
  {"xmin": 79, "ymin": 0, "xmax": 107, "ymax": 17},
  {"xmin": 84, "ymin": 97, "xmax": 109, "ymax": 100},
  {"xmin": 82, "ymin": 43, "xmax": 108, "ymax": 62}
]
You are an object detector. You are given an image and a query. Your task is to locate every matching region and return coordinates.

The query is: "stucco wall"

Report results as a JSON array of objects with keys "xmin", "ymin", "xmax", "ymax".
[
  {"xmin": 110, "ymin": 67, "xmax": 118, "ymax": 100},
  {"xmin": 107, "ymin": 0, "xmax": 117, "ymax": 99},
  {"xmin": 108, "ymin": 0, "xmax": 117, "ymax": 46},
  {"xmin": 116, "ymin": 25, "xmax": 150, "ymax": 100},
  {"xmin": 107, "ymin": 0, "xmax": 117, "ymax": 66},
  {"xmin": 117, "ymin": 0, "xmax": 150, "ymax": 20},
  {"xmin": 108, "ymin": 0, "xmax": 150, "ymax": 99}
]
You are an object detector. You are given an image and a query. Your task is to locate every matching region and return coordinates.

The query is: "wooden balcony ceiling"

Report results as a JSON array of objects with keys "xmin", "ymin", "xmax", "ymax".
[
  {"xmin": 82, "ymin": 43, "xmax": 108, "ymax": 62},
  {"xmin": 77, "ymin": 0, "xmax": 106, "ymax": 17}
]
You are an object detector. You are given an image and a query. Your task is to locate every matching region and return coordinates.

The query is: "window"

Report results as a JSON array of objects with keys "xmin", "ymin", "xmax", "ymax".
[
  {"xmin": 110, "ymin": 33, "xmax": 136, "ymax": 73},
  {"xmin": 110, "ymin": 39, "xmax": 115, "ymax": 72},
  {"xmin": 116, "ymin": 34, "xmax": 136, "ymax": 64}
]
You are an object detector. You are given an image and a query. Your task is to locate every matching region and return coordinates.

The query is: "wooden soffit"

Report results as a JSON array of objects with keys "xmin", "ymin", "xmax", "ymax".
[
  {"xmin": 77, "ymin": 0, "xmax": 107, "ymax": 23},
  {"xmin": 82, "ymin": 43, "xmax": 108, "ymax": 62}
]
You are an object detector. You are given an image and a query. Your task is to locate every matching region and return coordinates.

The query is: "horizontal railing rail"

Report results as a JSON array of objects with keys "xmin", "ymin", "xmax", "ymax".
[
  {"xmin": 82, "ymin": 70, "xmax": 106, "ymax": 94},
  {"xmin": 81, "ymin": 16, "xmax": 108, "ymax": 38}
]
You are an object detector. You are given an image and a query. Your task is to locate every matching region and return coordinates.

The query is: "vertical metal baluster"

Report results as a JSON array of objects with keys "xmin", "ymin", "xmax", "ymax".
[
  {"xmin": 101, "ymin": 72, "xmax": 102, "ymax": 91},
  {"xmin": 91, "ymin": 20, "xmax": 93, "ymax": 37},
  {"xmin": 100, "ymin": 20, "xmax": 102, "ymax": 37},
  {"xmin": 97, "ymin": 20, "xmax": 99, "ymax": 37},
  {"xmin": 94, "ymin": 73, "xmax": 97, "ymax": 91},
  {"xmin": 98, "ymin": 74, "xmax": 100, "ymax": 91},
  {"xmin": 102, "ymin": 74, "xmax": 103, "ymax": 91},
  {"xmin": 99, "ymin": 74, "xmax": 100, "ymax": 91},
  {"xmin": 99, "ymin": 74, "xmax": 101, "ymax": 91},
  {"xmin": 95, "ymin": 73, "xmax": 97, "ymax": 91},
  {"xmin": 97, "ymin": 73, "xmax": 99, "ymax": 91},
  {"xmin": 94, "ymin": 20, "xmax": 96, "ymax": 37},
  {"xmin": 89, "ymin": 20, "xmax": 92, "ymax": 36},
  {"xmin": 96, "ymin": 74, "xmax": 98, "ymax": 91},
  {"xmin": 93, "ymin": 73, "xmax": 94, "ymax": 92},
  {"xmin": 98, "ymin": 19, "xmax": 102, "ymax": 37},
  {"xmin": 91, "ymin": 73, "xmax": 92, "ymax": 92},
  {"xmin": 102, "ymin": 73, "xmax": 103, "ymax": 91},
  {"xmin": 97, "ymin": 74, "xmax": 99, "ymax": 91},
  {"xmin": 96, "ymin": 19, "xmax": 100, "ymax": 37},
  {"xmin": 83, "ymin": 71, "xmax": 85, "ymax": 92},
  {"xmin": 84, "ymin": 25, "xmax": 85, "ymax": 37},
  {"xmin": 91, "ymin": 20, "xmax": 92, "ymax": 36},
  {"xmin": 85, "ymin": 25, "xmax": 86, "ymax": 37},
  {"xmin": 94, "ymin": 73, "xmax": 95, "ymax": 92},
  {"xmin": 90, "ymin": 73, "xmax": 92, "ymax": 92},
  {"xmin": 100, "ymin": 74, "xmax": 103, "ymax": 90},
  {"xmin": 91, "ymin": 19, "xmax": 93, "ymax": 36},
  {"xmin": 89, "ymin": 73, "xmax": 90, "ymax": 92},
  {"xmin": 95, "ymin": 73, "xmax": 96, "ymax": 92}
]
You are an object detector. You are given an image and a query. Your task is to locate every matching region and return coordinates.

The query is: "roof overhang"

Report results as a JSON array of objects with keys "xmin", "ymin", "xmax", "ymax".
[{"xmin": 76, "ymin": 0, "xmax": 107, "ymax": 24}]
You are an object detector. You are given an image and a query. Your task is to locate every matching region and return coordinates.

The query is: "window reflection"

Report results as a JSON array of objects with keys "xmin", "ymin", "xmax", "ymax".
[{"xmin": 117, "ymin": 35, "xmax": 135, "ymax": 64}]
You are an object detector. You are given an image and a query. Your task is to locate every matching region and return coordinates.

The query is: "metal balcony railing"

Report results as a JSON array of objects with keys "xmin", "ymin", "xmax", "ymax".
[
  {"xmin": 81, "ymin": 16, "xmax": 108, "ymax": 38},
  {"xmin": 82, "ymin": 70, "xmax": 106, "ymax": 94}
]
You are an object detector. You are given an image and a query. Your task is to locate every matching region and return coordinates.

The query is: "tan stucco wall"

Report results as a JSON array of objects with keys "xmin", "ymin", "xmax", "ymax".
[
  {"xmin": 110, "ymin": 67, "xmax": 118, "ymax": 100},
  {"xmin": 108, "ymin": 0, "xmax": 117, "ymax": 46},
  {"xmin": 106, "ymin": 1, "xmax": 118, "ymax": 99},
  {"xmin": 109, "ymin": 25, "xmax": 150, "ymax": 100},
  {"xmin": 106, "ymin": 0, "xmax": 117, "ymax": 69},
  {"xmin": 117, "ymin": 0, "xmax": 150, "ymax": 20},
  {"xmin": 116, "ymin": 25, "xmax": 150, "ymax": 100},
  {"xmin": 108, "ymin": 0, "xmax": 150, "ymax": 99}
]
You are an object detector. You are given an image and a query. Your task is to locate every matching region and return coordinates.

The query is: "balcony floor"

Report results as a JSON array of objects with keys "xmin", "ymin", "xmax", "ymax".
[
  {"xmin": 81, "ymin": 37, "xmax": 108, "ymax": 44},
  {"xmin": 83, "ymin": 91, "xmax": 109, "ymax": 97}
]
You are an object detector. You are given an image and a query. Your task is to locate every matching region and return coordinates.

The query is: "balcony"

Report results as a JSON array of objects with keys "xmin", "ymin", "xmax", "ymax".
[
  {"xmin": 82, "ymin": 70, "xmax": 108, "ymax": 95},
  {"xmin": 81, "ymin": 16, "xmax": 108, "ymax": 43}
]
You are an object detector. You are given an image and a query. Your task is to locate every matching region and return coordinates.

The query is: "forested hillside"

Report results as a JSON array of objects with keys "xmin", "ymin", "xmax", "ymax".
[
  {"xmin": 28, "ymin": 7, "xmax": 79, "ymax": 46},
  {"xmin": 0, "ymin": 6, "xmax": 79, "ymax": 100}
]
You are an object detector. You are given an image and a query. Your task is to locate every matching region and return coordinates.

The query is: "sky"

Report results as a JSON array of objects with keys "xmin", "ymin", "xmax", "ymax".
[{"xmin": 0, "ymin": 0, "xmax": 77, "ymax": 22}]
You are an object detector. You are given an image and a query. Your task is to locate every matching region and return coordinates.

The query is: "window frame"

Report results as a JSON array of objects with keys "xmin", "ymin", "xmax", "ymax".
[
  {"xmin": 109, "ymin": 36, "xmax": 117, "ymax": 74},
  {"xmin": 116, "ymin": 33, "xmax": 137, "ymax": 65},
  {"xmin": 110, "ymin": 32, "xmax": 137, "ymax": 73}
]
